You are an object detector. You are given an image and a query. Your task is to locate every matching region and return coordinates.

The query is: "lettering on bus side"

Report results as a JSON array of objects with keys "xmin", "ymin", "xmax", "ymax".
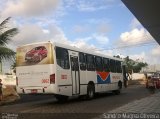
[
  {"xmin": 61, "ymin": 75, "xmax": 67, "ymax": 80},
  {"xmin": 112, "ymin": 76, "xmax": 121, "ymax": 80},
  {"xmin": 42, "ymin": 79, "xmax": 49, "ymax": 83}
]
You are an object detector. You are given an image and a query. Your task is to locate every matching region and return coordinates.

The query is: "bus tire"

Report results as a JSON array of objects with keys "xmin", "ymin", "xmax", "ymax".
[
  {"xmin": 87, "ymin": 84, "xmax": 95, "ymax": 100},
  {"xmin": 118, "ymin": 81, "xmax": 122, "ymax": 89},
  {"xmin": 55, "ymin": 95, "xmax": 68, "ymax": 102},
  {"xmin": 113, "ymin": 81, "xmax": 122, "ymax": 95}
]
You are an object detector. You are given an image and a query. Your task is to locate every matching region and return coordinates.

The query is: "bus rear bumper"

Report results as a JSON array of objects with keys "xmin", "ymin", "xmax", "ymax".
[{"xmin": 16, "ymin": 86, "xmax": 57, "ymax": 94}]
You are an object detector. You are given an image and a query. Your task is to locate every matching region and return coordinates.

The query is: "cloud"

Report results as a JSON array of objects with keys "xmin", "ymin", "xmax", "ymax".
[
  {"xmin": 77, "ymin": 1, "xmax": 110, "ymax": 12},
  {"xmin": 64, "ymin": 0, "xmax": 114, "ymax": 12},
  {"xmin": 71, "ymin": 39, "xmax": 96, "ymax": 50},
  {"xmin": 74, "ymin": 34, "xmax": 109, "ymax": 47},
  {"xmin": 126, "ymin": 52, "xmax": 156, "ymax": 65},
  {"xmin": 120, "ymin": 47, "xmax": 160, "ymax": 65},
  {"xmin": 11, "ymin": 22, "xmax": 110, "ymax": 53},
  {"xmin": 129, "ymin": 52, "xmax": 146, "ymax": 61},
  {"xmin": 48, "ymin": 25, "xmax": 70, "ymax": 44},
  {"xmin": 93, "ymin": 34, "xmax": 109, "ymax": 45},
  {"xmin": 71, "ymin": 39, "xmax": 113, "ymax": 57},
  {"xmin": 118, "ymin": 28, "xmax": 159, "ymax": 64},
  {"xmin": 147, "ymin": 48, "xmax": 160, "ymax": 65},
  {"xmin": 116, "ymin": 18, "xmax": 160, "ymax": 65},
  {"xmin": 146, "ymin": 46, "xmax": 160, "ymax": 64},
  {"xmin": 12, "ymin": 24, "xmax": 47, "ymax": 45},
  {"xmin": 151, "ymin": 46, "xmax": 160, "ymax": 56},
  {"xmin": 2, "ymin": 0, "xmax": 60, "ymax": 17},
  {"xmin": 11, "ymin": 24, "xmax": 111, "ymax": 56},
  {"xmin": 12, "ymin": 23, "xmax": 70, "ymax": 46},
  {"xmin": 119, "ymin": 28, "xmax": 153, "ymax": 45}
]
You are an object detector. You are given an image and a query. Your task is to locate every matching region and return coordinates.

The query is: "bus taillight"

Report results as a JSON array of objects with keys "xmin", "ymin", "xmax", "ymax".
[
  {"xmin": 16, "ymin": 77, "xmax": 18, "ymax": 86},
  {"xmin": 50, "ymin": 74, "xmax": 55, "ymax": 84}
]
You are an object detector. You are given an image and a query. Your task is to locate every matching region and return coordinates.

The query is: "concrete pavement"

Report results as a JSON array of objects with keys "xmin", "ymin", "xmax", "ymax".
[
  {"xmin": 109, "ymin": 91, "xmax": 160, "ymax": 113},
  {"xmin": 95, "ymin": 90, "xmax": 160, "ymax": 119}
]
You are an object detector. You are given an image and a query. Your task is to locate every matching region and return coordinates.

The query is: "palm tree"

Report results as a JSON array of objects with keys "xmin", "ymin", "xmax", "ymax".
[
  {"xmin": 0, "ymin": 17, "xmax": 18, "ymax": 61},
  {"xmin": 0, "ymin": 17, "xmax": 18, "ymax": 73}
]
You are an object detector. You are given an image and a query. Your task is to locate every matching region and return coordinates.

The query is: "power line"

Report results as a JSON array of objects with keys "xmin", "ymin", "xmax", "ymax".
[
  {"xmin": 105, "ymin": 42, "xmax": 156, "ymax": 51},
  {"xmin": 83, "ymin": 34, "xmax": 158, "ymax": 51},
  {"xmin": 94, "ymin": 40, "xmax": 157, "ymax": 51}
]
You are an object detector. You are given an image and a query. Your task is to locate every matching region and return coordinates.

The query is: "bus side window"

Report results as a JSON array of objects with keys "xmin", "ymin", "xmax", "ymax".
[
  {"xmin": 86, "ymin": 54, "xmax": 95, "ymax": 71},
  {"xmin": 115, "ymin": 61, "xmax": 118, "ymax": 73},
  {"xmin": 117, "ymin": 61, "xmax": 122, "ymax": 73},
  {"xmin": 103, "ymin": 58, "xmax": 110, "ymax": 72},
  {"xmin": 79, "ymin": 52, "xmax": 86, "ymax": 70},
  {"xmin": 56, "ymin": 47, "xmax": 70, "ymax": 69},
  {"xmin": 95, "ymin": 56, "xmax": 103, "ymax": 71},
  {"xmin": 110, "ymin": 59, "xmax": 116, "ymax": 73}
]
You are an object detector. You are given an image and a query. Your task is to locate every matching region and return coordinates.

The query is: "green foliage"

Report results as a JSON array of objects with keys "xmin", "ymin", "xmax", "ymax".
[
  {"xmin": 0, "ymin": 17, "xmax": 18, "ymax": 61},
  {"xmin": 0, "ymin": 28, "xmax": 18, "ymax": 46},
  {"xmin": 123, "ymin": 56, "xmax": 148, "ymax": 73},
  {"xmin": 113, "ymin": 55, "xmax": 121, "ymax": 59},
  {"xmin": 0, "ymin": 46, "xmax": 15, "ymax": 61}
]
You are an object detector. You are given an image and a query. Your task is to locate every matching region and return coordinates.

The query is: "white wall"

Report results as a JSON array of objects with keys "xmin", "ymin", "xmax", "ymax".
[
  {"xmin": 132, "ymin": 73, "xmax": 145, "ymax": 80},
  {"xmin": 0, "ymin": 74, "xmax": 16, "ymax": 86}
]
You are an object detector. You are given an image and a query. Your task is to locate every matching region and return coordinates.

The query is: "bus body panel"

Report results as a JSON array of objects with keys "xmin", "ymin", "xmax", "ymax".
[
  {"xmin": 56, "ymin": 65, "xmax": 72, "ymax": 96},
  {"xmin": 17, "ymin": 65, "xmax": 53, "ymax": 87},
  {"xmin": 16, "ymin": 41, "xmax": 124, "ymax": 97},
  {"xmin": 16, "ymin": 42, "xmax": 58, "ymax": 94},
  {"xmin": 86, "ymin": 71, "xmax": 97, "ymax": 84},
  {"xmin": 95, "ymin": 72, "xmax": 123, "ymax": 93},
  {"xmin": 79, "ymin": 70, "xmax": 87, "ymax": 95}
]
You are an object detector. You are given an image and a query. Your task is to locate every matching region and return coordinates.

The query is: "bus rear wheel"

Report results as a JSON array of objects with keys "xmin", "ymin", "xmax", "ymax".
[
  {"xmin": 55, "ymin": 95, "xmax": 68, "ymax": 102},
  {"xmin": 113, "ymin": 81, "xmax": 122, "ymax": 95},
  {"xmin": 87, "ymin": 84, "xmax": 95, "ymax": 100}
]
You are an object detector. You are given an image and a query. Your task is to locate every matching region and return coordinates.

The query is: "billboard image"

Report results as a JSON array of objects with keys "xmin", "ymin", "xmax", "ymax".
[{"xmin": 16, "ymin": 43, "xmax": 54, "ymax": 66}]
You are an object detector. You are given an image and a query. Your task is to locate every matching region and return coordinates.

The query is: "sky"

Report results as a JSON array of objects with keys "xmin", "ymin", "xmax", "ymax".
[{"xmin": 0, "ymin": 0, "xmax": 160, "ymax": 72}]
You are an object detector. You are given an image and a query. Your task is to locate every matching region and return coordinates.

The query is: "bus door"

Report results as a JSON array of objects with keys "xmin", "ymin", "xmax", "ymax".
[{"xmin": 70, "ymin": 56, "xmax": 80, "ymax": 95}]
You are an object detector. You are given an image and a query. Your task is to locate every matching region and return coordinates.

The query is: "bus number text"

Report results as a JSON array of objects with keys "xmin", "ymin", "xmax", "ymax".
[
  {"xmin": 42, "ymin": 79, "xmax": 49, "ymax": 83},
  {"xmin": 61, "ymin": 75, "xmax": 67, "ymax": 80}
]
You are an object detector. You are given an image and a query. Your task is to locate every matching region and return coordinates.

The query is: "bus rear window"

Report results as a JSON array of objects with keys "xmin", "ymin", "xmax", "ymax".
[{"xmin": 56, "ymin": 47, "xmax": 70, "ymax": 69}]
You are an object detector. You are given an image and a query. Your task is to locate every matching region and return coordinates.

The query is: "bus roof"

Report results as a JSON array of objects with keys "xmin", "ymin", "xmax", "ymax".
[
  {"xmin": 17, "ymin": 41, "xmax": 123, "ymax": 62},
  {"xmin": 54, "ymin": 42, "xmax": 123, "ymax": 62}
]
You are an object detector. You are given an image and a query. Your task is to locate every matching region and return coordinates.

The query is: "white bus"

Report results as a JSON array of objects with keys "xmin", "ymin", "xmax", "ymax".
[{"xmin": 16, "ymin": 41, "xmax": 124, "ymax": 101}]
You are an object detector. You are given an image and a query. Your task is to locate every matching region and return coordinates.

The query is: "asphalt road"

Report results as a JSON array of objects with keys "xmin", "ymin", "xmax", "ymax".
[{"xmin": 0, "ymin": 85, "xmax": 154, "ymax": 119}]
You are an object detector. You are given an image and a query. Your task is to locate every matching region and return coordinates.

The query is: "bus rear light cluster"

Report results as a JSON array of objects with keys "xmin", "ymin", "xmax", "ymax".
[{"xmin": 50, "ymin": 74, "xmax": 55, "ymax": 84}]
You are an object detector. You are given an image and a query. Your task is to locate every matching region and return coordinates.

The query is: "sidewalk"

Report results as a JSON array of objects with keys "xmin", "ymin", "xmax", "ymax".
[
  {"xmin": 95, "ymin": 90, "xmax": 160, "ymax": 119},
  {"xmin": 108, "ymin": 91, "xmax": 160, "ymax": 113}
]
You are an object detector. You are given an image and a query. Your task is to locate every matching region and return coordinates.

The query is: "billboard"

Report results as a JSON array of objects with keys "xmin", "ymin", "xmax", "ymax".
[{"xmin": 16, "ymin": 43, "xmax": 54, "ymax": 66}]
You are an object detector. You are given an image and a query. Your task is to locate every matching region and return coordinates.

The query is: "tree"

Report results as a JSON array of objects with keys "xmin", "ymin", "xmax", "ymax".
[
  {"xmin": 132, "ymin": 62, "xmax": 148, "ymax": 73},
  {"xmin": 113, "ymin": 55, "xmax": 121, "ymax": 59},
  {"xmin": 0, "ymin": 17, "xmax": 18, "ymax": 61},
  {"xmin": 123, "ymin": 56, "xmax": 148, "ymax": 80}
]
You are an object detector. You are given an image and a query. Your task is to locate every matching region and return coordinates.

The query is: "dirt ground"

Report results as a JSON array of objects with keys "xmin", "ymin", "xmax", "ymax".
[{"xmin": 0, "ymin": 85, "xmax": 20, "ymax": 105}]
